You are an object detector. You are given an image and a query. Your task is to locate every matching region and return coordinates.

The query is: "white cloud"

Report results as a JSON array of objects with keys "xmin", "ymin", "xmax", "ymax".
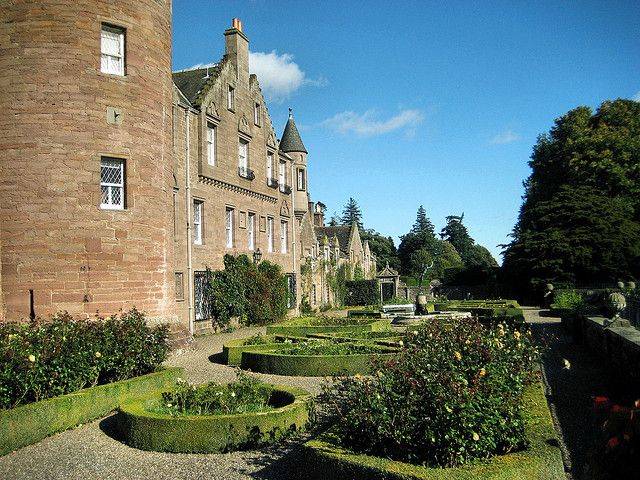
[
  {"xmin": 632, "ymin": 91, "xmax": 640, "ymax": 102},
  {"xmin": 322, "ymin": 109, "xmax": 425, "ymax": 137},
  {"xmin": 183, "ymin": 62, "xmax": 217, "ymax": 71},
  {"xmin": 490, "ymin": 129, "xmax": 521, "ymax": 145},
  {"xmin": 249, "ymin": 50, "xmax": 326, "ymax": 102}
]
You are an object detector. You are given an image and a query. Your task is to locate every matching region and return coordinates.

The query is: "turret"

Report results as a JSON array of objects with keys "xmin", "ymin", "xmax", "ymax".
[{"xmin": 279, "ymin": 109, "xmax": 308, "ymax": 220}]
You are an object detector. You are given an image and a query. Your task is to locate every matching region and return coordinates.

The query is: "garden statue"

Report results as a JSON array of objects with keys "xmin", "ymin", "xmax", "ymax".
[
  {"xmin": 605, "ymin": 291, "xmax": 629, "ymax": 327},
  {"xmin": 416, "ymin": 261, "xmax": 434, "ymax": 315},
  {"xmin": 543, "ymin": 283, "xmax": 554, "ymax": 308}
]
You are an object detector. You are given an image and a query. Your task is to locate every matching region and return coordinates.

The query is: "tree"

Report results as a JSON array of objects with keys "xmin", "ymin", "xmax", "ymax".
[
  {"xmin": 440, "ymin": 214, "xmax": 497, "ymax": 275},
  {"xmin": 328, "ymin": 211, "xmax": 340, "ymax": 227},
  {"xmin": 502, "ymin": 99, "xmax": 640, "ymax": 293},
  {"xmin": 398, "ymin": 206, "xmax": 438, "ymax": 274},
  {"xmin": 361, "ymin": 229, "xmax": 401, "ymax": 272},
  {"xmin": 340, "ymin": 197, "xmax": 363, "ymax": 229},
  {"xmin": 412, "ymin": 205, "xmax": 435, "ymax": 237}
]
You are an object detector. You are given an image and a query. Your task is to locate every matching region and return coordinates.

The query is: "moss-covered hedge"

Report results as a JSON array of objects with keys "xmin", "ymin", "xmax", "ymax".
[
  {"xmin": 266, "ymin": 318, "xmax": 390, "ymax": 337},
  {"xmin": 0, "ymin": 367, "xmax": 182, "ymax": 456},
  {"xmin": 302, "ymin": 380, "xmax": 564, "ymax": 479},
  {"xmin": 222, "ymin": 337, "xmax": 291, "ymax": 366},
  {"xmin": 434, "ymin": 301, "xmax": 524, "ymax": 323},
  {"xmin": 240, "ymin": 347, "xmax": 397, "ymax": 376},
  {"xmin": 116, "ymin": 384, "xmax": 311, "ymax": 453}
]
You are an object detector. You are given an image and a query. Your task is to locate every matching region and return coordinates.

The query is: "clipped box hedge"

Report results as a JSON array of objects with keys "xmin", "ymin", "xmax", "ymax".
[
  {"xmin": 222, "ymin": 337, "xmax": 291, "ymax": 365},
  {"xmin": 266, "ymin": 317, "xmax": 390, "ymax": 337},
  {"xmin": 240, "ymin": 347, "xmax": 398, "ymax": 377},
  {"xmin": 0, "ymin": 367, "xmax": 183, "ymax": 456},
  {"xmin": 116, "ymin": 384, "xmax": 311, "ymax": 453},
  {"xmin": 303, "ymin": 380, "xmax": 564, "ymax": 480}
]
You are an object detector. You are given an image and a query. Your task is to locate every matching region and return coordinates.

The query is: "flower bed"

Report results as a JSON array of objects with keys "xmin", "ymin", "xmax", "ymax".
[
  {"xmin": 240, "ymin": 342, "xmax": 397, "ymax": 377},
  {"xmin": 222, "ymin": 335, "xmax": 296, "ymax": 366},
  {"xmin": 0, "ymin": 367, "xmax": 182, "ymax": 456},
  {"xmin": 302, "ymin": 381, "xmax": 564, "ymax": 479},
  {"xmin": 116, "ymin": 379, "xmax": 311, "ymax": 453},
  {"xmin": 266, "ymin": 316, "xmax": 390, "ymax": 337}
]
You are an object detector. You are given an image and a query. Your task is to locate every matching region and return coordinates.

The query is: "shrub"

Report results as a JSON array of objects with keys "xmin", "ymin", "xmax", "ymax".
[
  {"xmin": 206, "ymin": 255, "xmax": 288, "ymax": 329},
  {"xmin": 0, "ymin": 308, "xmax": 168, "ymax": 409},
  {"xmin": 345, "ymin": 280, "xmax": 379, "ymax": 306},
  {"xmin": 157, "ymin": 371, "xmax": 273, "ymax": 416},
  {"xmin": 322, "ymin": 316, "xmax": 540, "ymax": 468},
  {"xmin": 279, "ymin": 341, "xmax": 388, "ymax": 356},
  {"xmin": 553, "ymin": 290, "xmax": 586, "ymax": 311}
]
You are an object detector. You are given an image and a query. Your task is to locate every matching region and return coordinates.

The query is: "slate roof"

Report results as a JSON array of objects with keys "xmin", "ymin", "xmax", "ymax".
[
  {"xmin": 172, "ymin": 64, "xmax": 222, "ymax": 107},
  {"xmin": 279, "ymin": 113, "xmax": 307, "ymax": 153},
  {"xmin": 316, "ymin": 226, "xmax": 350, "ymax": 254}
]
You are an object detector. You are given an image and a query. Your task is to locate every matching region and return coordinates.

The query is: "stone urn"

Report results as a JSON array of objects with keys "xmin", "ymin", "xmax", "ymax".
[
  {"xmin": 617, "ymin": 281, "xmax": 626, "ymax": 290},
  {"xmin": 628, "ymin": 281, "xmax": 636, "ymax": 291}
]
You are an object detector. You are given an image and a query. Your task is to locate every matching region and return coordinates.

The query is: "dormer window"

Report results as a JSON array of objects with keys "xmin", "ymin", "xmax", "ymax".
[{"xmin": 227, "ymin": 85, "xmax": 235, "ymax": 110}]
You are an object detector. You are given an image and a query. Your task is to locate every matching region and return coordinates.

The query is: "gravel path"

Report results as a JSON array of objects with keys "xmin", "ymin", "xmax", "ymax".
[{"xmin": 0, "ymin": 326, "xmax": 326, "ymax": 480}]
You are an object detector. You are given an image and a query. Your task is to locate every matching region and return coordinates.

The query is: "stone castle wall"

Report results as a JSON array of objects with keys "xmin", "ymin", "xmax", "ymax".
[{"xmin": 0, "ymin": 0, "xmax": 176, "ymax": 321}]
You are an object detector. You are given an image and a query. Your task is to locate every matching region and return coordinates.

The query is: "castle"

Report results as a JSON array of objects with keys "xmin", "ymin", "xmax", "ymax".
[{"xmin": 0, "ymin": 4, "xmax": 376, "ymax": 333}]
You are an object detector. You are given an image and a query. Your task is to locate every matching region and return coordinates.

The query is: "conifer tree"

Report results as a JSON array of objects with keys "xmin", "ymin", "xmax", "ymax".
[
  {"xmin": 411, "ymin": 205, "xmax": 435, "ymax": 237},
  {"xmin": 340, "ymin": 197, "xmax": 363, "ymax": 229}
]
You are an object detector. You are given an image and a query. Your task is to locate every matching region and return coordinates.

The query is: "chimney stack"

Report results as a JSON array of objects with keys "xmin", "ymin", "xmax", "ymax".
[{"xmin": 224, "ymin": 18, "xmax": 249, "ymax": 85}]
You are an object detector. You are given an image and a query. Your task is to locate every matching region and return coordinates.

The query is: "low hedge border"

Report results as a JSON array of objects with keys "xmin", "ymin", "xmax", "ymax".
[
  {"xmin": 266, "ymin": 318, "xmax": 390, "ymax": 337},
  {"xmin": 240, "ymin": 347, "xmax": 398, "ymax": 376},
  {"xmin": 302, "ymin": 379, "xmax": 564, "ymax": 479},
  {"xmin": 0, "ymin": 367, "xmax": 183, "ymax": 456},
  {"xmin": 116, "ymin": 384, "xmax": 311, "ymax": 453}
]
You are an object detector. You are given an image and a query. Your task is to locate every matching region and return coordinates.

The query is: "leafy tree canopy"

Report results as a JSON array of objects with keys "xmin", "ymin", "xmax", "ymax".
[
  {"xmin": 503, "ymin": 99, "xmax": 640, "ymax": 291},
  {"xmin": 361, "ymin": 229, "xmax": 401, "ymax": 272}
]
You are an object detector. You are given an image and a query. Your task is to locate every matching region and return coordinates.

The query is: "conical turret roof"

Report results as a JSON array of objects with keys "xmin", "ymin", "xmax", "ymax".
[{"xmin": 279, "ymin": 109, "xmax": 307, "ymax": 153}]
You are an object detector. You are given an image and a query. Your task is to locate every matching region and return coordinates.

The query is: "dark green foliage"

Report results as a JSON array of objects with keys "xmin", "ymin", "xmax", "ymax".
[
  {"xmin": 361, "ymin": 229, "xmax": 401, "ymax": 272},
  {"xmin": 0, "ymin": 309, "xmax": 168, "ymax": 409},
  {"xmin": 206, "ymin": 254, "xmax": 288, "ymax": 328},
  {"xmin": 503, "ymin": 99, "xmax": 640, "ymax": 294},
  {"xmin": 345, "ymin": 280, "xmax": 379, "ymax": 306},
  {"xmin": 327, "ymin": 263, "xmax": 349, "ymax": 307},
  {"xmin": 322, "ymin": 316, "xmax": 539, "ymax": 467},
  {"xmin": 303, "ymin": 381, "xmax": 564, "ymax": 480},
  {"xmin": 340, "ymin": 197, "xmax": 364, "ymax": 230},
  {"xmin": 398, "ymin": 207, "xmax": 439, "ymax": 275},
  {"xmin": 0, "ymin": 368, "xmax": 182, "ymax": 456},
  {"xmin": 412, "ymin": 206, "xmax": 435, "ymax": 237},
  {"xmin": 240, "ymin": 347, "xmax": 396, "ymax": 377},
  {"xmin": 157, "ymin": 372, "xmax": 272, "ymax": 416},
  {"xmin": 117, "ymin": 384, "xmax": 311, "ymax": 453}
]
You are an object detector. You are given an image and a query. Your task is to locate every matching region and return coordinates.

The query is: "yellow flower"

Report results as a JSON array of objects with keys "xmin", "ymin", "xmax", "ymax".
[
  {"xmin": 28, "ymin": 354, "xmax": 36, "ymax": 363},
  {"xmin": 454, "ymin": 351, "xmax": 462, "ymax": 361},
  {"xmin": 95, "ymin": 351, "xmax": 102, "ymax": 358},
  {"xmin": 514, "ymin": 331, "xmax": 521, "ymax": 340},
  {"xmin": 479, "ymin": 368, "xmax": 486, "ymax": 377},
  {"xmin": 472, "ymin": 432, "xmax": 480, "ymax": 441},
  {"xmin": 398, "ymin": 340, "xmax": 404, "ymax": 347}
]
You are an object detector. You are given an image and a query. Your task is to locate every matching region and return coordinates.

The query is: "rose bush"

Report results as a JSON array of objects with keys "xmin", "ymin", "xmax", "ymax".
[
  {"xmin": 0, "ymin": 308, "xmax": 168, "ymax": 409},
  {"xmin": 322, "ymin": 316, "xmax": 540, "ymax": 467}
]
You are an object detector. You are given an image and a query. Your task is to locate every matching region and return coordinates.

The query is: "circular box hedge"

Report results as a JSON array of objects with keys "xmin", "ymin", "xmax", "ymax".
[
  {"xmin": 116, "ymin": 385, "xmax": 311, "ymax": 453},
  {"xmin": 240, "ymin": 347, "xmax": 398, "ymax": 377}
]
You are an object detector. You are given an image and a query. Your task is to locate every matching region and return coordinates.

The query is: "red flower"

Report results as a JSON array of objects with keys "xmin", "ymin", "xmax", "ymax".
[{"xmin": 607, "ymin": 436, "xmax": 620, "ymax": 449}]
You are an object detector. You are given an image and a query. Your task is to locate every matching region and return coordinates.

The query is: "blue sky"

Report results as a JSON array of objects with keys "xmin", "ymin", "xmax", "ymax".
[{"xmin": 173, "ymin": 0, "xmax": 640, "ymax": 262}]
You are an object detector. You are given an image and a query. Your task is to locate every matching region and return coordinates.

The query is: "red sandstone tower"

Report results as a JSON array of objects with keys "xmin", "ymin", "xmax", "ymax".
[{"xmin": 0, "ymin": 0, "xmax": 176, "ymax": 322}]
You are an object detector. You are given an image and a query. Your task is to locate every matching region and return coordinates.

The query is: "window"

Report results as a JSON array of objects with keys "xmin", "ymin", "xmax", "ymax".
[
  {"xmin": 254, "ymin": 103, "xmax": 261, "ymax": 126},
  {"xmin": 312, "ymin": 284, "xmax": 317, "ymax": 304},
  {"xmin": 279, "ymin": 160, "xmax": 286, "ymax": 185},
  {"xmin": 225, "ymin": 207, "xmax": 234, "ymax": 248},
  {"xmin": 280, "ymin": 220, "xmax": 288, "ymax": 254},
  {"xmin": 206, "ymin": 125, "xmax": 215, "ymax": 166},
  {"xmin": 247, "ymin": 213, "xmax": 255, "ymax": 250},
  {"xmin": 174, "ymin": 272, "xmax": 184, "ymax": 301},
  {"xmin": 100, "ymin": 157, "xmax": 125, "ymax": 209},
  {"xmin": 100, "ymin": 24, "xmax": 125, "ymax": 76},
  {"xmin": 172, "ymin": 190, "xmax": 178, "ymax": 236},
  {"xmin": 267, "ymin": 217, "xmax": 274, "ymax": 253},
  {"xmin": 193, "ymin": 200, "xmax": 203, "ymax": 245},
  {"xmin": 297, "ymin": 168, "xmax": 306, "ymax": 191},
  {"xmin": 238, "ymin": 138, "xmax": 248, "ymax": 171},
  {"xmin": 266, "ymin": 152, "xmax": 274, "ymax": 180},
  {"xmin": 227, "ymin": 85, "xmax": 235, "ymax": 110},
  {"xmin": 194, "ymin": 271, "xmax": 210, "ymax": 321},
  {"xmin": 286, "ymin": 274, "xmax": 296, "ymax": 309}
]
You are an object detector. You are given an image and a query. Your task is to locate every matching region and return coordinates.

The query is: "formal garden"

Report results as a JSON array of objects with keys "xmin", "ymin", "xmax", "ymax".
[{"xmin": 2, "ymin": 99, "xmax": 640, "ymax": 480}]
